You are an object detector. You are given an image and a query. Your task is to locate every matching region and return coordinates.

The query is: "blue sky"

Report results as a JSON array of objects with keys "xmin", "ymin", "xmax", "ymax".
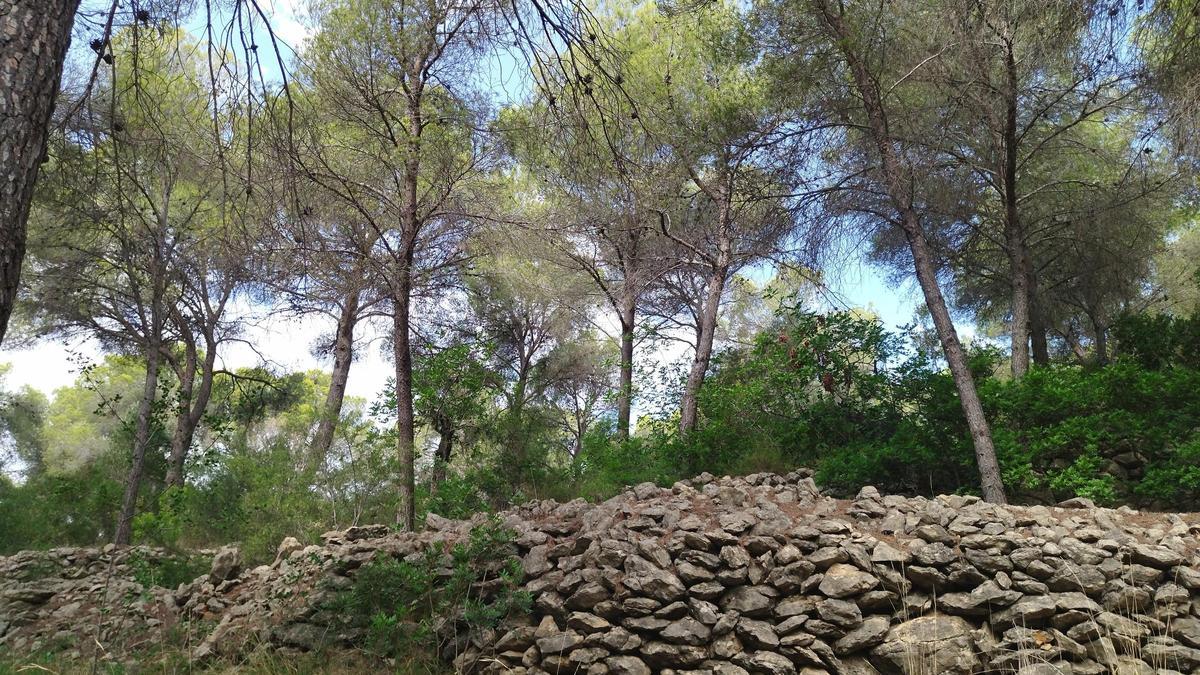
[{"xmin": 0, "ymin": 0, "xmax": 919, "ymax": 403}]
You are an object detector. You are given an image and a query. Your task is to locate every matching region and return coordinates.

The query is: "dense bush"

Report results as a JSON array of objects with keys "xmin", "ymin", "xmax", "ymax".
[
  {"xmin": 640, "ymin": 308, "xmax": 1200, "ymax": 509},
  {"xmin": 0, "ymin": 465, "xmax": 123, "ymax": 554}
]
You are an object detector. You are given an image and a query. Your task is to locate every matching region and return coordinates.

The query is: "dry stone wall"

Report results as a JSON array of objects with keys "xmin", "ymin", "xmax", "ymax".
[{"xmin": 4, "ymin": 470, "xmax": 1200, "ymax": 674}]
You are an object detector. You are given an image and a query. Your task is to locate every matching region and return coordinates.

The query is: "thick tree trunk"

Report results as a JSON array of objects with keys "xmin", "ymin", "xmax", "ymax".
[
  {"xmin": 813, "ymin": 0, "xmax": 1007, "ymax": 503},
  {"xmin": 616, "ymin": 291, "xmax": 636, "ymax": 440},
  {"xmin": 0, "ymin": 0, "xmax": 81, "ymax": 344},
  {"xmin": 506, "ymin": 353, "xmax": 533, "ymax": 470},
  {"xmin": 165, "ymin": 337, "xmax": 218, "ymax": 488},
  {"xmin": 679, "ymin": 261, "xmax": 728, "ymax": 435},
  {"xmin": 1006, "ymin": 234, "xmax": 1032, "ymax": 378},
  {"xmin": 310, "ymin": 289, "xmax": 360, "ymax": 471},
  {"xmin": 115, "ymin": 341, "xmax": 163, "ymax": 544}
]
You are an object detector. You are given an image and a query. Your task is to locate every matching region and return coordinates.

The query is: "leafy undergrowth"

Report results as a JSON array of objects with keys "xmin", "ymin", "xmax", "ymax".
[{"xmin": 328, "ymin": 516, "xmax": 530, "ymax": 665}]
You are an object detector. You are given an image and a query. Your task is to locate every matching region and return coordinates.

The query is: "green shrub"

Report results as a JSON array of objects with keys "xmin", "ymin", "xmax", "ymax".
[
  {"xmin": 1138, "ymin": 434, "xmax": 1200, "ymax": 505},
  {"xmin": 1113, "ymin": 312, "xmax": 1200, "ymax": 370},
  {"xmin": 127, "ymin": 548, "xmax": 208, "ymax": 590},
  {"xmin": 1046, "ymin": 451, "xmax": 1118, "ymax": 505},
  {"xmin": 332, "ymin": 517, "xmax": 531, "ymax": 659}
]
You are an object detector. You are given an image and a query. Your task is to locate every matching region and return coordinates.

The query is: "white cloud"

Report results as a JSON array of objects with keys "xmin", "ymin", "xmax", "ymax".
[{"xmin": 264, "ymin": 0, "xmax": 312, "ymax": 54}]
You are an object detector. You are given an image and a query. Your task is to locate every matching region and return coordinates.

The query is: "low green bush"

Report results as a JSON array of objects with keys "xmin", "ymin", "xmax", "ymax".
[{"xmin": 331, "ymin": 517, "xmax": 531, "ymax": 660}]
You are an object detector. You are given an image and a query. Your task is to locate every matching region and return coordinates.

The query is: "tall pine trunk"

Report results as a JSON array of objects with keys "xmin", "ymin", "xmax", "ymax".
[
  {"xmin": 1094, "ymin": 321, "xmax": 1109, "ymax": 365},
  {"xmin": 1002, "ymin": 38, "xmax": 1031, "ymax": 379},
  {"xmin": 392, "ymin": 264, "xmax": 416, "ymax": 531},
  {"xmin": 903, "ymin": 216, "xmax": 1007, "ymax": 503},
  {"xmin": 1005, "ymin": 223, "xmax": 1032, "ymax": 378},
  {"xmin": 392, "ymin": 82, "xmax": 422, "ymax": 531},
  {"xmin": 165, "ymin": 339, "xmax": 197, "ymax": 487},
  {"xmin": 616, "ymin": 291, "xmax": 636, "ymax": 440},
  {"xmin": 813, "ymin": 0, "xmax": 1007, "ymax": 503},
  {"xmin": 0, "ymin": 0, "xmax": 82, "ymax": 343},
  {"xmin": 679, "ymin": 260, "xmax": 728, "ymax": 435},
  {"xmin": 310, "ymin": 289, "xmax": 360, "ymax": 471},
  {"xmin": 1029, "ymin": 269, "xmax": 1051, "ymax": 366}
]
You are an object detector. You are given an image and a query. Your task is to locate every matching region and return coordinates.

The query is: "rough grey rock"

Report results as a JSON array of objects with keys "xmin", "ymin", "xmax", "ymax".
[
  {"xmin": 818, "ymin": 564, "xmax": 879, "ymax": 599},
  {"xmin": 871, "ymin": 614, "xmax": 981, "ymax": 675},
  {"xmin": 721, "ymin": 585, "xmax": 774, "ymax": 617},
  {"xmin": 834, "ymin": 615, "xmax": 890, "ymax": 655},
  {"xmin": 208, "ymin": 545, "xmax": 242, "ymax": 584}
]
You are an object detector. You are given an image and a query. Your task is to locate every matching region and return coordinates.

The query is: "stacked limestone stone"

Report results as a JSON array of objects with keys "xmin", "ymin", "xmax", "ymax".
[
  {"xmin": 463, "ymin": 472, "xmax": 1200, "ymax": 674},
  {"xmin": 0, "ymin": 545, "xmax": 192, "ymax": 657},
  {"xmin": 3, "ymin": 470, "xmax": 1200, "ymax": 674}
]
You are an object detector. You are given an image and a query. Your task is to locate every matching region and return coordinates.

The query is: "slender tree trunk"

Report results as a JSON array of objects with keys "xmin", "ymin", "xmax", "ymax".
[
  {"xmin": 0, "ymin": 0, "xmax": 81, "ymax": 344},
  {"xmin": 390, "ymin": 72, "xmax": 425, "ymax": 531},
  {"xmin": 1029, "ymin": 272, "xmax": 1050, "ymax": 366},
  {"xmin": 115, "ymin": 340, "xmax": 163, "ymax": 544},
  {"xmin": 679, "ymin": 261, "xmax": 728, "ymax": 435},
  {"xmin": 507, "ymin": 353, "xmax": 533, "ymax": 470},
  {"xmin": 1075, "ymin": 331, "xmax": 1094, "ymax": 362},
  {"xmin": 813, "ymin": 0, "xmax": 1007, "ymax": 503},
  {"xmin": 430, "ymin": 414, "xmax": 452, "ymax": 491},
  {"xmin": 571, "ymin": 415, "xmax": 584, "ymax": 457},
  {"xmin": 1094, "ymin": 322, "xmax": 1109, "ymax": 366},
  {"xmin": 616, "ymin": 291, "xmax": 636, "ymax": 440},
  {"xmin": 165, "ymin": 337, "xmax": 218, "ymax": 488},
  {"xmin": 1002, "ymin": 39, "xmax": 1031, "ymax": 380},
  {"xmin": 903, "ymin": 217, "xmax": 1007, "ymax": 503},
  {"xmin": 165, "ymin": 340, "xmax": 197, "ymax": 487},
  {"xmin": 310, "ymin": 289, "xmax": 360, "ymax": 471},
  {"xmin": 392, "ymin": 265, "xmax": 416, "ymax": 531}
]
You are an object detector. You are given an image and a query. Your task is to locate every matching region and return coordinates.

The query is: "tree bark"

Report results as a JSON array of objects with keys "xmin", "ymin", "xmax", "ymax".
[
  {"xmin": 0, "ymin": 0, "xmax": 82, "ymax": 344},
  {"xmin": 164, "ymin": 339, "xmax": 196, "ymax": 488},
  {"xmin": 616, "ymin": 290, "xmax": 636, "ymax": 440},
  {"xmin": 506, "ymin": 349, "xmax": 533, "ymax": 469},
  {"xmin": 164, "ymin": 334, "xmax": 218, "ymax": 488},
  {"xmin": 1061, "ymin": 325, "xmax": 1089, "ymax": 364},
  {"xmin": 812, "ymin": 0, "xmax": 1007, "ymax": 503},
  {"xmin": 310, "ymin": 289, "xmax": 360, "ymax": 471},
  {"xmin": 903, "ymin": 217, "xmax": 1007, "ymax": 503},
  {"xmin": 391, "ymin": 68, "xmax": 424, "ymax": 531},
  {"xmin": 1002, "ymin": 38, "xmax": 1031, "ymax": 380},
  {"xmin": 393, "ymin": 264, "xmax": 416, "ymax": 530},
  {"xmin": 1094, "ymin": 322, "xmax": 1108, "ymax": 365},
  {"xmin": 1029, "ymin": 271, "xmax": 1051, "ymax": 366},
  {"xmin": 115, "ymin": 339, "xmax": 163, "ymax": 544},
  {"xmin": 679, "ymin": 259, "xmax": 728, "ymax": 435},
  {"xmin": 1005, "ymin": 222, "xmax": 1032, "ymax": 378},
  {"xmin": 430, "ymin": 414, "xmax": 452, "ymax": 491}
]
